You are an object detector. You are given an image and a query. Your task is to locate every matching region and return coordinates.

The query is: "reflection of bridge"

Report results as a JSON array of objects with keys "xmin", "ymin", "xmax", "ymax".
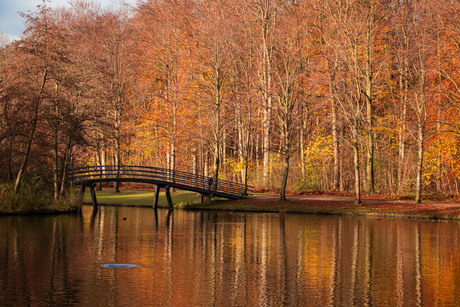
[{"xmin": 70, "ymin": 165, "xmax": 247, "ymax": 209}]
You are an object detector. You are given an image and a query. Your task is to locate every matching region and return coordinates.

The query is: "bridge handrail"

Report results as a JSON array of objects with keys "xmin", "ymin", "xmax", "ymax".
[{"xmin": 69, "ymin": 165, "xmax": 248, "ymax": 197}]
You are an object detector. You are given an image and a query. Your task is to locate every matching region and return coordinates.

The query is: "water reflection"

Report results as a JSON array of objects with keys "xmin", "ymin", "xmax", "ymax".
[{"xmin": 1, "ymin": 206, "xmax": 460, "ymax": 306}]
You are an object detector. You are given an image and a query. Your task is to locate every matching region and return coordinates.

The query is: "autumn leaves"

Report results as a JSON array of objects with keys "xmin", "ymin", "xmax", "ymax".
[{"xmin": 1, "ymin": 0, "xmax": 460, "ymax": 203}]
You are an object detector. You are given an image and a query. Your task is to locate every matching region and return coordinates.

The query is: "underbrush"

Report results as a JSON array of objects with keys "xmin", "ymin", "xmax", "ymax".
[{"xmin": 0, "ymin": 181, "xmax": 81, "ymax": 213}]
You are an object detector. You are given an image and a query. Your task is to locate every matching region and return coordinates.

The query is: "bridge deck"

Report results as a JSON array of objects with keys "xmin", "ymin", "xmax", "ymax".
[{"xmin": 70, "ymin": 165, "xmax": 247, "ymax": 209}]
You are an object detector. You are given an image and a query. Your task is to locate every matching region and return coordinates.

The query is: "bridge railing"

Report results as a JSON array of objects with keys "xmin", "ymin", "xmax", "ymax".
[{"xmin": 69, "ymin": 165, "xmax": 247, "ymax": 197}]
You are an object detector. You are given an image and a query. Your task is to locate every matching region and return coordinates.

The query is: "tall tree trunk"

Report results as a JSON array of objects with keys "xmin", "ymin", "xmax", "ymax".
[
  {"xmin": 365, "ymin": 0, "xmax": 375, "ymax": 195},
  {"xmin": 53, "ymin": 129, "xmax": 60, "ymax": 200},
  {"xmin": 114, "ymin": 138, "xmax": 120, "ymax": 193},
  {"xmin": 60, "ymin": 138, "xmax": 72, "ymax": 197},
  {"xmin": 397, "ymin": 74, "xmax": 407, "ymax": 193},
  {"xmin": 365, "ymin": 86, "xmax": 374, "ymax": 194},
  {"xmin": 257, "ymin": 0, "xmax": 275, "ymax": 188},
  {"xmin": 280, "ymin": 155, "xmax": 289, "ymax": 201},
  {"xmin": 8, "ymin": 137, "xmax": 14, "ymax": 181},
  {"xmin": 415, "ymin": 37, "xmax": 427, "ymax": 204},
  {"xmin": 299, "ymin": 113, "xmax": 307, "ymax": 181},
  {"xmin": 14, "ymin": 68, "xmax": 48, "ymax": 193},
  {"xmin": 212, "ymin": 78, "xmax": 221, "ymax": 191},
  {"xmin": 415, "ymin": 121, "xmax": 424, "ymax": 204},
  {"xmin": 331, "ymin": 94, "xmax": 340, "ymax": 192},
  {"xmin": 212, "ymin": 144, "xmax": 219, "ymax": 191},
  {"xmin": 237, "ymin": 105, "xmax": 250, "ymax": 195},
  {"xmin": 351, "ymin": 126, "xmax": 362, "ymax": 204},
  {"xmin": 113, "ymin": 110, "xmax": 121, "ymax": 193}
]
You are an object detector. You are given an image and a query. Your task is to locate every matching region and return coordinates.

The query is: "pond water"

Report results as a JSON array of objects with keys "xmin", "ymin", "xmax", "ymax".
[{"xmin": 1, "ymin": 205, "xmax": 460, "ymax": 306}]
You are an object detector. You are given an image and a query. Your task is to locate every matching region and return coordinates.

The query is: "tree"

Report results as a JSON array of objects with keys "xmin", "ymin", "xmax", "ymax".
[
  {"xmin": 88, "ymin": 9, "xmax": 134, "ymax": 192},
  {"xmin": 272, "ymin": 2, "xmax": 312, "ymax": 201},
  {"xmin": 252, "ymin": 0, "xmax": 278, "ymax": 188},
  {"xmin": 133, "ymin": 0, "xmax": 193, "ymax": 179},
  {"xmin": 395, "ymin": 0, "xmax": 437, "ymax": 203},
  {"xmin": 8, "ymin": 1, "xmax": 56, "ymax": 193},
  {"xmin": 227, "ymin": 0, "xmax": 258, "ymax": 194},
  {"xmin": 193, "ymin": 0, "xmax": 235, "ymax": 189}
]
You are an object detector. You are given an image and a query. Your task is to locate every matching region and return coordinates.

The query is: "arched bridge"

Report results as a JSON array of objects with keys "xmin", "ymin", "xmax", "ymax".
[{"xmin": 70, "ymin": 165, "xmax": 248, "ymax": 209}]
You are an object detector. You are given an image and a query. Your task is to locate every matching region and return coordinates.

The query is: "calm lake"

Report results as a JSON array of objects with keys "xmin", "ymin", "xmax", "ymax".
[{"xmin": 1, "ymin": 205, "xmax": 460, "ymax": 306}]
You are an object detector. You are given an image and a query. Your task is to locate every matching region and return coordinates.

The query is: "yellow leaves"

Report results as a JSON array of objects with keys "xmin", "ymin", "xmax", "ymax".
[
  {"xmin": 303, "ymin": 133, "xmax": 334, "ymax": 174},
  {"xmin": 423, "ymin": 134, "xmax": 460, "ymax": 185},
  {"xmin": 224, "ymin": 157, "xmax": 253, "ymax": 175}
]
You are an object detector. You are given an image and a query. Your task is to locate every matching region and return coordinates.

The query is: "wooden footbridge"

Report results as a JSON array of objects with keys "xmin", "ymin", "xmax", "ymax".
[{"xmin": 70, "ymin": 165, "xmax": 247, "ymax": 209}]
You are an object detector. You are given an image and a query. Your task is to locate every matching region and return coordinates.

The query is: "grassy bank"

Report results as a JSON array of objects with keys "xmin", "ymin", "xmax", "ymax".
[
  {"xmin": 83, "ymin": 189, "xmax": 203, "ymax": 208},
  {"xmin": 0, "ymin": 183, "xmax": 81, "ymax": 215},
  {"xmin": 82, "ymin": 189, "xmax": 460, "ymax": 221}
]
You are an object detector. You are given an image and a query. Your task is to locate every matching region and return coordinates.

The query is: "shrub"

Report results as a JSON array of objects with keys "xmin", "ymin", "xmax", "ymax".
[
  {"xmin": 294, "ymin": 180, "xmax": 321, "ymax": 193},
  {"xmin": 0, "ymin": 178, "xmax": 81, "ymax": 213}
]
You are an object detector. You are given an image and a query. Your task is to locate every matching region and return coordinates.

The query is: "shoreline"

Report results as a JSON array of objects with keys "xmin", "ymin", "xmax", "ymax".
[
  {"xmin": 2, "ymin": 193, "xmax": 460, "ymax": 221},
  {"xmin": 87, "ymin": 194, "xmax": 460, "ymax": 221},
  {"xmin": 180, "ymin": 195, "xmax": 460, "ymax": 221},
  {"xmin": 0, "ymin": 207, "xmax": 81, "ymax": 216}
]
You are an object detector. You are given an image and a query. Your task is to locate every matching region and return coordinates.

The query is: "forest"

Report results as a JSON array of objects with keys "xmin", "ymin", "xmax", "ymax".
[{"xmin": 1, "ymin": 0, "xmax": 460, "ymax": 204}]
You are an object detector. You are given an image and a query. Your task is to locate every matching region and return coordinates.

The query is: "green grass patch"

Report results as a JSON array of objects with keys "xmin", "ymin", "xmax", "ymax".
[{"xmin": 83, "ymin": 189, "xmax": 203, "ymax": 207}]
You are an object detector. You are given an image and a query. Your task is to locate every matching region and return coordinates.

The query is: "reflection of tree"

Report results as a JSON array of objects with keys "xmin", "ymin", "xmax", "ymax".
[{"xmin": 5, "ymin": 210, "xmax": 460, "ymax": 305}]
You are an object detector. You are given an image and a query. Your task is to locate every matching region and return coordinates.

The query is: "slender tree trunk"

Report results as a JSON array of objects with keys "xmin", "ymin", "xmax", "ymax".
[
  {"xmin": 237, "ymin": 106, "xmax": 250, "ymax": 195},
  {"xmin": 415, "ymin": 42, "xmax": 427, "ymax": 203},
  {"xmin": 415, "ymin": 121, "xmax": 424, "ymax": 203},
  {"xmin": 397, "ymin": 74, "xmax": 407, "ymax": 193},
  {"xmin": 331, "ymin": 95, "xmax": 340, "ymax": 191},
  {"xmin": 113, "ymin": 110, "xmax": 121, "ymax": 193},
  {"xmin": 14, "ymin": 68, "xmax": 48, "ymax": 193},
  {"xmin": 299, "ymin": 114, "xmax": 307, "ymax": 181},
  {"xmin": 8, "ymin": 137, "xmax": 14, "ymax": 181},
  {"xmin": 280, "ymin": 155, "xmax": 289, "ymax": 201},
  {"xmin": 365, "ymin": 1, "xmax": 375, "ymax": 195},
  {"xmin": 53, "ymin": 129, "xmax": 60, "ymax": 200},
  {"xmin": 60, "ymin": 138, "xmax": 72, "ymax": 197},
  {"xmin": 114, "ymin": 138, "xmax": 120, "ymax": 193},
  {"xmin": 257, "ymin": 1, "xmax": 275, "ymax": 188},
  {"xmin": 365, "ymin": 87, "xmax": 375, "ymax": 194},
  {"xmin": 339, "ymin": 123, "xmax": 345, "ymax": 191},
  {"xmin": 212, "ymin": 78, "xmax": 221, "ymax": 191},
  {"xmin": 212, "ymin": 144, "xmax": 219, "ymax": 191},
  {"xmin": 192, "ymin": 149, "xmax": 197, "ymax": 175},
  {"xmin": 351, "ymin": 126, "xmax": 362, "ymax": 204},
  {"xmin": 96, "ymin": 142, "xmax": 102, "ymax": 191}
]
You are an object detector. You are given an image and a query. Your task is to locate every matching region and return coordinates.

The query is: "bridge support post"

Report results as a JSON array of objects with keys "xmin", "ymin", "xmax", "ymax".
[
  {"xmin": 199, "ymin": 194, "xmax": 212, "ymax": 204},
  {"xmin": 89, "ymin": 184, "xmax": 98, "ymax": 209},
  {"xmin": 80, "ymin": 184, "xmax": 86, "ymax": 198},
  {"xmin": 153, "ymin": 185, "xmax": 160, "ymax": 209},
  {"xmin": 165, "ymin": 186, "xmax": 173, "ymax": 210}
]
